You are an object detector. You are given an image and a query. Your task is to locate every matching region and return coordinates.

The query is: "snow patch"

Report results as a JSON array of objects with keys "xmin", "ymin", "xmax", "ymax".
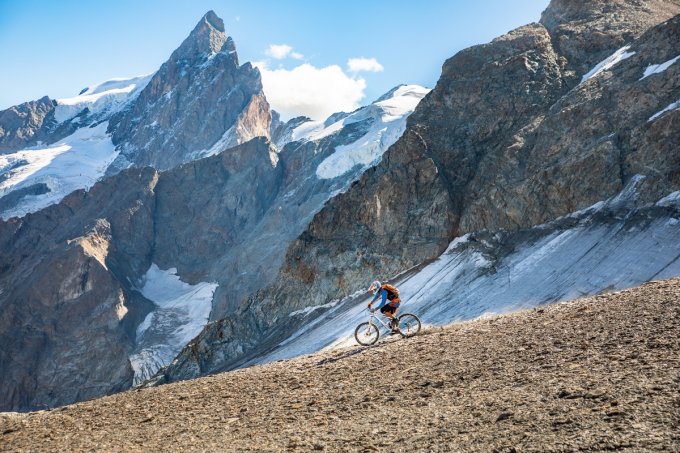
[
  {"xmin": 581, "ymin": 46, "xmax": 635, "ymax": 83},
  {"xmin": 289, "ymin": 299, "xmax": 341, "ymax": 317},
  {"xmin": 657, "ymin": 191, "xmax": 680, "ymax": 207},
  {"xmin": 648, "ymin": 98, "xmax": 680, "ymax": 122},
  {"xmin": 129, "ymin": 264, "xmax": 217, "ymax": 385},
  {"xmin": 640, "ymin": 55, "xmax": 680, "ymax": 80},
  {"xmin": 196, "ymin": 125, "xmax": 237, "ymax": 158},
  {"xmin": 0, "ymin": 122, "xmax": 119, "ymax": 219},
  {"xmin": 315, "ymin": 85, "xmax": 430, "ymax": 179}
]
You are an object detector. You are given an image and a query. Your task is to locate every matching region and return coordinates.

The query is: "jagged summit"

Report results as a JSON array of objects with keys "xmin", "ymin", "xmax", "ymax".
[
  {"xmin": 172, "ymin": 10, "xmax": 230, "ymax": 61},
  {"xmin": 107, "ymin": 9, "xmax": 269, "ymax": 171},
  {"xmin": 202, "ymin": 10, "xmax": 225, "ymax": 32}
]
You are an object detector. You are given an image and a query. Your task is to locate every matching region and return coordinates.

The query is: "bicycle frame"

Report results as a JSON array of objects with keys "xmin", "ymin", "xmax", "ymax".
[{"xmin": 366, "ymin": 309, "xmax": 394, "ymax": 331}]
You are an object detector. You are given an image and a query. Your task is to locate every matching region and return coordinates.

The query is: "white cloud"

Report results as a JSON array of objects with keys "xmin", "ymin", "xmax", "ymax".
[
  {"xmin": 347, "ymin": 57, "xmax": 384, "ymax": 73},
  {"xmin": 291, "ymin": 52, "xmax": 304, "ymax": 60},
  {"xmin": 265, "ymin": 44, "xmax": 293, "ymax": 60},
  {"xmin": 254, "ymin": 62, "xmax": 366, "ymax": 121}
]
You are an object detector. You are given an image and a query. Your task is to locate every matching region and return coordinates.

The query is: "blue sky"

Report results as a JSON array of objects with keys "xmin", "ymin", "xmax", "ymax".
[{"xmin": 0, "ymin": 0, "xmax": 550, "ymax": 116}]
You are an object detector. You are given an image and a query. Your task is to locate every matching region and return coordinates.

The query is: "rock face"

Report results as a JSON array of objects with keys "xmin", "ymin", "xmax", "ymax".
[
  {"xmin": 0, "ymin": 138, "xmax": 281, "ymax": 411},
  {"xmin": 107, "ymin": 11, "xmax": 271, "ymax": 171},
  {"xmin": 0, "ymin": 97, "xmax": 58, "ymax": 153},
  {"xmin": 0, "ymin": 168, "xmax": 160, "ymax": 411},
  {"xmin": 540, "ymin": 0, "xmax": 680, "ymax": 78},
  {"xmin": 152, "ymin": 1, "xmax": 680, "ymax": 383}
]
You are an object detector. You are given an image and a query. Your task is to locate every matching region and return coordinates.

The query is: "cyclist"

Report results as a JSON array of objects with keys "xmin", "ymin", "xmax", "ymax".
[{"xmin": 367, "ymin": 280, "xmax": 401, "ymax": 332}]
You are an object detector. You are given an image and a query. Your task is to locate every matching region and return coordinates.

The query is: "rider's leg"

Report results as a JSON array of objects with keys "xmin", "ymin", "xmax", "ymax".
[{"xmin": 380, "ymin": 305, "xmax": 398, "ymax": 330}]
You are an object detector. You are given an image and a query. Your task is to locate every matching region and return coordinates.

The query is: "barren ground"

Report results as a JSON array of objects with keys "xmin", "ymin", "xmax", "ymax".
[{"xmin": 2, "ymin": 278, "xmax": 680, "ymax": 452}]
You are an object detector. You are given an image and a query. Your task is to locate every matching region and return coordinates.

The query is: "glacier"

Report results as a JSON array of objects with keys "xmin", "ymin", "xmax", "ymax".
[
  {"xmin": 0, "ymin": 75, "xmax": 152, "ymax": 220},
  {"xmin": 54, "ymin": 75, "xmax": 152, "ymax": 123},
  {"xmin": 129, "ymin": 264, "xmax": 217, "ymax": 385},
  {"xmin": 314, "ymin": 85, "xmax": 430, "ymax": 179},
  {"xmin": 0, "ymin": 122, "xmax": 119, "ymax": 220}
]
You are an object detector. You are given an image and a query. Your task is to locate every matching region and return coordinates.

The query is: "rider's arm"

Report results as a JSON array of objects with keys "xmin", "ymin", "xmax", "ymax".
[
  {"xmin": 368, "ymin": 289, "xmax": 387, "ymax": 309},
  {"xmin": 367, "ymin": 289, "xmax": 383, "ymax": 308}
]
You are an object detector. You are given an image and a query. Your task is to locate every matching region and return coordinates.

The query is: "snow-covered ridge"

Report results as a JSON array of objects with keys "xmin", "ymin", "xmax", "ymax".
[
  {"xmin": 581, "ymin": 45, "xmax": 635, "ymax": 83},
  {"xmin": 0, "ymin": 122, "xmax": 119, "ymax": 220},
  {"xmin": 129, "ymin": 264, "xmax": 217, "ymax": 385},
  {"xmin": 308, "ymin": 85, "xmax": 430, "ymax": 180},
  {"xmin": 55, "ymin": 74, "xmax": 152, "ymax": 123},
  {"xmin": 0, "ymin": 75, "xmax": 154, "ymax": 219}
]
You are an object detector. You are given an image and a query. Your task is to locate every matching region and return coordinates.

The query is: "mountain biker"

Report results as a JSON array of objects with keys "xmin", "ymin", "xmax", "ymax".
[{"xmin": 367, "ymin": 280, "xmax": 401, "ymax": 332}]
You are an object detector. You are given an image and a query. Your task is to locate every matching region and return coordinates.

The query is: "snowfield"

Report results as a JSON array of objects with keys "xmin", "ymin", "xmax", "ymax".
[
  {"xmin": 0, "ymin": 122, "xmax": 119, "ymax": 219},
  {"xmin": 54, "ymin": 75, "xmax": 151, "ymax": 123},
  {"xmin": 0, "ymin": 75, "xmax": 153, "ymax": 220},
  {"xmin": 315, "ymin": 85, "xmax": 429, "ymax": 179},
  {"xmin": 129, "ymin": 264, "xmax": 217, "ymax": 385},
  {"xmin": 285, "ymin": 85, "xmax": 430, "ymax": 180}
]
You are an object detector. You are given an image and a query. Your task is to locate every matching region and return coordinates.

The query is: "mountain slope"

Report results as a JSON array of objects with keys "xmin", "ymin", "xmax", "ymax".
[{"xmin": 2, "ymin": 278, "xmax": 679, "ymax": 451}]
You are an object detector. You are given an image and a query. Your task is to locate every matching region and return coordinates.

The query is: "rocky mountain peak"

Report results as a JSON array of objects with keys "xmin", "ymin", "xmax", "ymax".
[
  {"xmin": 0, "ymin": 96, "xmax": 57, "ymax": 152},
  {"xmin": 202, "ymin": 10, "xmax": 225, "ymax": 32},
  {"xmin": 107, "ymin": 10, "xmax": 270, "ymax": 171},
  {"xmin": 172, "ymin": 10, "xmax": 228, "ymax": 61}
]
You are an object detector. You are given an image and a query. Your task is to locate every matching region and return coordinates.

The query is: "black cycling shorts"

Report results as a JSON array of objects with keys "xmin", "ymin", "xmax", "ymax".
[{"xmin": 380, "ymin": 304, "xmax": 398, "ymax": 316}]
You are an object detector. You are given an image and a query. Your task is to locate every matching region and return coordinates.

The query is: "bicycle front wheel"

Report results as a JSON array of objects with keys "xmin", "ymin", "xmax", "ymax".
[
  {"xmin": 355, "ymin": 322, "xmax": 379, "ymax": 346},
  {"xmin": 397, "ymin": 313, "xmax": 421, "ymax": 338}
]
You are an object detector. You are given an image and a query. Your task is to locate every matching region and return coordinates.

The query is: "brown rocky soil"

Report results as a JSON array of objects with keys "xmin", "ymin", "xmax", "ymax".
[{"xmin": 2, "ymin": 278, "xmax": 679, "ymax": 452}]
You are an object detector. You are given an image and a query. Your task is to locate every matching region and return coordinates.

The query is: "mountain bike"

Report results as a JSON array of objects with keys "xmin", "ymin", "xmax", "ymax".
[{"xmin": 354, "ymin": 308, "xmax": 421, "ymax": 346}]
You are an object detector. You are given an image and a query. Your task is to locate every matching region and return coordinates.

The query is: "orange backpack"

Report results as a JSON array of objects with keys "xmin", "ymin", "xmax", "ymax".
[{"xmin": 381, "ymin": 283, "xmax": 400, "ymax": 301}]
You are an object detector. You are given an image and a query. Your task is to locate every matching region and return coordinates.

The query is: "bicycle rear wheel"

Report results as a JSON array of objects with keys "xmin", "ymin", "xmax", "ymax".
[
  {"xmin": 355, "ymin": 322, "xmax": 379, "ymax": 346},
  {"xmin": 397, "ymin": 313, "xmax": 421, "ymax": 337}
]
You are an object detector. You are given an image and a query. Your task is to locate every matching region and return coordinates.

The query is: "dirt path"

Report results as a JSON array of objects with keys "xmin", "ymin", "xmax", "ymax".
[{"xmin": 2, "ymin": 279, "xmax": 680, "ymax": 452}]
